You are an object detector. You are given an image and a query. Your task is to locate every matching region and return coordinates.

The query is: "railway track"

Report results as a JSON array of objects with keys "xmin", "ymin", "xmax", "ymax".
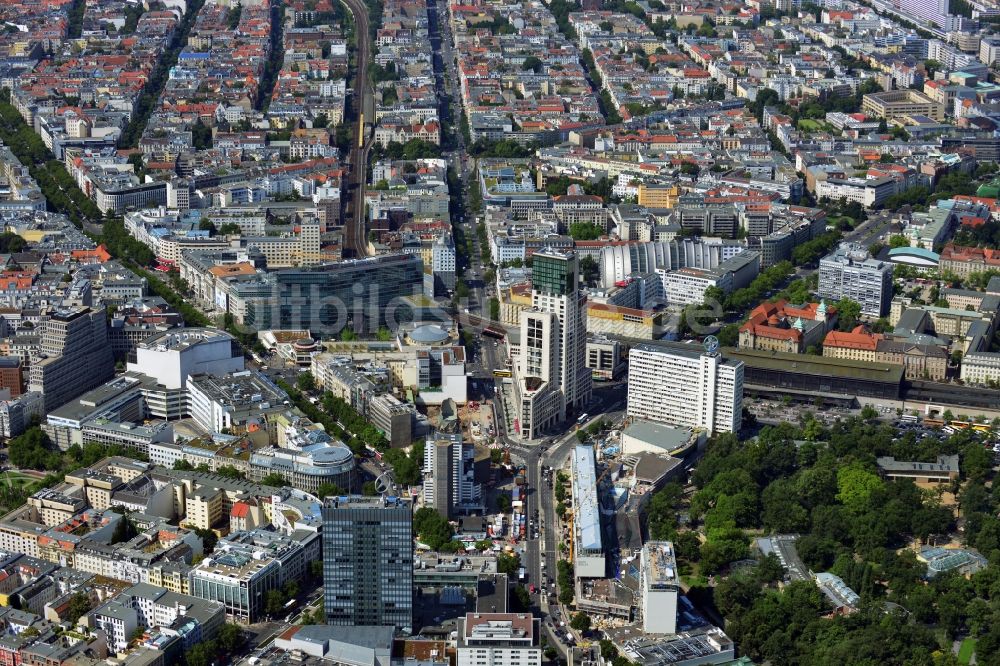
[{"xmin": 340, "ymin": 0, "xmax": 374, "ymax": 258}]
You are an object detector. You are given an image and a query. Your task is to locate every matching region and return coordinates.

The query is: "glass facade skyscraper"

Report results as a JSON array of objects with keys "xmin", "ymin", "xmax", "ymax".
[
  {"xmin": 531, "ymin": 251, "xmax": 575, "ymax": 296},
  {"xmin": 513, "ymin": 249, "xmax": 592, "ymax": 438},
  {"xmin": 321, "ymin": 496, "xmax": 413, "ymax": 632}
]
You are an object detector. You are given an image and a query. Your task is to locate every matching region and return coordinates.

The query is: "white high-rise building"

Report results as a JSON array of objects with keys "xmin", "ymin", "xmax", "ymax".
[
  {"xmin": 431, "ymin": 233, "xmax": 456, "ymax": 295},
  {"xmin": 514, "ymin": 249, "xmax": 592, "ymax": 438},
  {"xmin": 641, "ymin": 541, "xmax": 679, "ymax": 635},
  {"xmin": 627, "ymin": 341, "xmax": 743, "ymax": 434},
  {"xmin": 423, "ymin": 431, "xmax": 483, "ymax": 517},
  {"xmin": 127, "ymin": 328, "xmax": 245, "ymax": 391}
]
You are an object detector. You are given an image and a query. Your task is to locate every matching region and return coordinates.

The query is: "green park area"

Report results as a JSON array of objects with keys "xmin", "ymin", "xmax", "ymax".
[
  {"xmin": 0, "ymin": 471, "xmax": 39, "ymax": 487},
  {"xmin": 797, "ymin": 118, "xmax": 834, "ymax": 133},
  {"xmin": 958, "ymin": 638, "xmax": 976, "ymax": 664}
]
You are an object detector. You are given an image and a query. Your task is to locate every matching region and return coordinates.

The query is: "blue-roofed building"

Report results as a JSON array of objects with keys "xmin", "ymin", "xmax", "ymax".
[
  {"xmin": 177, "ymin": 50, "xmax": 211, "ymax": 61},
  {"xmin": 168, "ymin": 66, "xmax": 201, "ymax": 81},
  {"xmin": 571, "ymin": 445, "xmax": 605, "ymax": 578},
  {"xmin": 887, "ymin": 246, "xmax": 940, "ymax": 271}
]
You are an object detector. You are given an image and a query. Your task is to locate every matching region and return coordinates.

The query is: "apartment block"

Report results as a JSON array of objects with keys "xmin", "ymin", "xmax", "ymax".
[{"xmin": 627, "ymin": 342, "xmax": 744, "ymax": 434}]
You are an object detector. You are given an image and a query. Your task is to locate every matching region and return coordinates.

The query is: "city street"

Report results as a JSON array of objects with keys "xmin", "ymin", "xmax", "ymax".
[{"xmin": 428, "ymin": 0, "xmax": 632, "ymax": 656}]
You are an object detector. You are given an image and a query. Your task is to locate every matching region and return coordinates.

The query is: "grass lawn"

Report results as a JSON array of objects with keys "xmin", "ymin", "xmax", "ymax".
[
  {"xmin": 681, "ymin": 574, "xmax": 708, "ymax": 588},
  {"xmin": 958, "ymin": 637, "xmax": 976, "ymax": 665},
  {"xmin": 797, "ymin": 119, "xmax": 832, "ymax": 133},
  {"xmin": 0, "ymin": 471, "xmax": 37, "ymax": 488}
]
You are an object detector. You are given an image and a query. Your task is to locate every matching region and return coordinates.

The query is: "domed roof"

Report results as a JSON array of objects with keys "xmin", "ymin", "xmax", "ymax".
[
  {"xmin": 293, "ymin": 337, "xmax": 318, "ymax": 350},
  {"xmin": 408, "ymin": 324, "xmax": 449, "ymax": 344}
]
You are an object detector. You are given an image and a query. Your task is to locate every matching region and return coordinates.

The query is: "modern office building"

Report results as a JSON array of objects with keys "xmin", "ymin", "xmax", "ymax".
[
  {"xmin": 322, "ymin": 496, "xmax": 413, "ymax": 632},
  {"xmin": 513, "ymin": 249, "xmax": 592, "ymax": 439},
  {"xmin": 571, "ymin": 445, "xmax": 605, "ymax": 578},
  {"xmin": 456, "ymin": 613, "xmax": 541, "ymax": 666},
  {"xmin": 29, "ymin": 307, "xmax": 115, "ymax": 412},
  {"xmin": 627, "ymin": 341, "xmax": 744, "ymax": 434},
  {"xmin": 0, "ymin": 356, "xmax": 24, "ymax": 398},
  {"xmin": 640, "ymin": 541, "xmax": 680, "ymax": 635},
  {"xmin": 187, "ymin": 370, "xmax": 288, "ymax": 434},
  {"xmin": 423, "ymin": 432, "xmax": 483, "ymax": 517},
  {"xmin": 249, "ymin": 431, "xmax": 355, "ymax": 494},
  {"xmin": 817, "ymin": 243, "xmax": 894, "ymax": 317},
  {"xmin": 127, "ymin": 328, "xmax": 246, "ymax": 420},
  {"xmin": 862, "ymin": 89, "xmax": 944, "ymax": 121},
  {"xmin": 188, "ymin": 547, "xmax": 281, "ymax": 624},
  {"xmin": 367, "ymin": 393, "xmax": 415, "ymax": 448},
  {"xmin": 431, "ymin": 233, "xmax": 457, "ymax": 295},
  {"xmin": 586, "ymin": 336, "xmax": 625, "ymax": 381},
  {"xmin": 662, "ymin": 251, "xmax": 760, "ymax": 306},
  {"xmin": 814, "ymin": 176, "xmax": 898, "ymax": 208},
  {"xmin": 215, "ymin": 528, "xmax": 321, "ymax": 588},
  {"xmin": 228, "ymin": 253, "xmax": 425, "ymax": 336}
]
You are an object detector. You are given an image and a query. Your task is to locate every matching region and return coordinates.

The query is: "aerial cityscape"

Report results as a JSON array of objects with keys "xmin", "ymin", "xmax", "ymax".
[{"xmin": 3, "ymin": 0, "xmax": 1000, "ymax": 663}]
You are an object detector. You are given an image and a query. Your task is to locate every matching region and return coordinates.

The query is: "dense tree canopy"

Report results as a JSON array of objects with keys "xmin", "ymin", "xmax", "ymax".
[
  {"xmin": 661, "ymin": 415, "xmax": 1000, "ymax": 664},
  {"xmin": 568, "ymin": 222, "xmax": 606, "ymax": 240},
  {"xmin": 413, "ymin": 507, "xmax": 455, "ymax": 551},
  {"xmin": 955, "ymin": 218, "xmax": 1000, "ymax": 249}
]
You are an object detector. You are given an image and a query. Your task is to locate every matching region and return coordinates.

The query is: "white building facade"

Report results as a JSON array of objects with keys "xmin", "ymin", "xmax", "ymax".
[
  {"xmin": 627, "ymin": 342, "xmax": 743, "ymax": 434},
  {"xmin": 457, "ymin": 613, "xmax": 541, "ymax": 666}
]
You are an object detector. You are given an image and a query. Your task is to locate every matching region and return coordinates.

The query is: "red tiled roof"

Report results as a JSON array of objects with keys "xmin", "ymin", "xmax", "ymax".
[
  {"xmin": 941, "ymin": 243, "xmax": 1000, "ymax": 266},
  {"xmin": 823, "ymin": 330, "xmax": 881, "ymax": 351}
]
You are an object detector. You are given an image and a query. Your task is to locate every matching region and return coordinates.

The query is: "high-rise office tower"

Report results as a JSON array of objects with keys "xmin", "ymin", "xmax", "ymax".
[
  {"xmin": 30, "ymin": 306, "xmax": 115, "ymax": 412},
  {"xmin": 321, "ymin": 496, "xmax": 413, "ymax": 632},
  {"xmin": 431, "ymin": 233, "xmax": 456, "ymax": 296},
  {"xmin": 514, "ymin": 249, "xmax": 592, "ymax": 438},
  {"xmin": 627, "ymin": 341, "xmax": 743, "ymax": 434},
  {"xmin": 423, "ymin": 431, "xmax": 482, "ymax": 517},
  {"xmin": 817, "ymin": 242, "xmax": 894, "ymax": 317},
  {"xmin": 640, "ymin": 541, "xmax": 679, "ymax": 635}
]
